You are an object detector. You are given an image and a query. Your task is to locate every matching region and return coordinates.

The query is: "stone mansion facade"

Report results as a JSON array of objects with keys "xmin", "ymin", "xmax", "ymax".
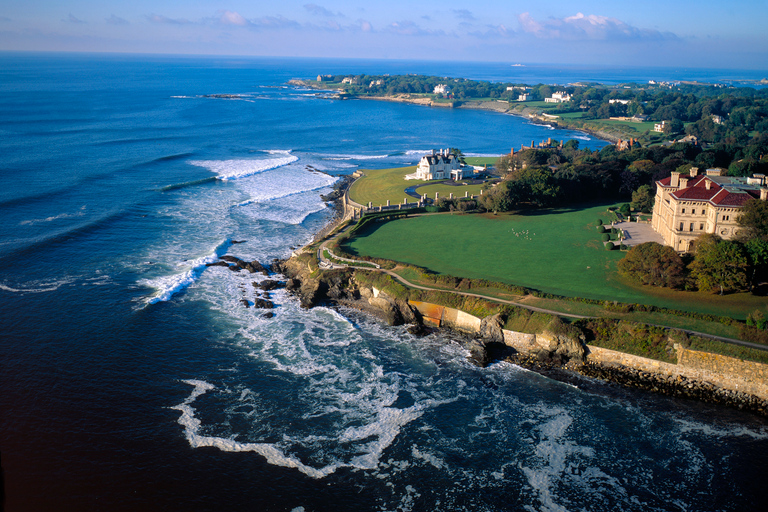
[
  {"xmin": 651, "ymin": 168, "xmax": 767, "ymax": 252},
  {"xmin": 415, "ymin": 149, "xmax": 464, "ymax": 181}
]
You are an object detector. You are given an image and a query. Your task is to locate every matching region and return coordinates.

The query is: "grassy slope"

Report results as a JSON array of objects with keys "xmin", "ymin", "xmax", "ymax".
[
  {"xmin": 345, "ymin": 206, "xmax": 765, "ymax": 319},
  {"xmin": 348, "ymin": 165, "xmax": 494, "ymax": 206}
]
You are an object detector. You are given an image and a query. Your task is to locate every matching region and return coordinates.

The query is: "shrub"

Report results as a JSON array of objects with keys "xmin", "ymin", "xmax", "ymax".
[
  {"xmin": 596, "ymin": 219, "xmax": 603, "ymax": 226},
  {"xmin": 597, "ymin": 225, "xmax": 606, "ymax": 233},
  {"xmin": 601, "ymin": 233, "xmax": 610, "ymax": 241},
  {"xmin": 620, "ymin": 244, "xmax": 628, "ymax": 250},
  {"xmin": 605, "ymin": 242, "xmax": 615, "ymax": 250}
]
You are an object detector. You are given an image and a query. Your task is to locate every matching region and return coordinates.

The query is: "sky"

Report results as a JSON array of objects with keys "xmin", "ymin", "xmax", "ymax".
[{"xmin": 0, "ymin": 1, "xmax": 766, "ymax": 69}]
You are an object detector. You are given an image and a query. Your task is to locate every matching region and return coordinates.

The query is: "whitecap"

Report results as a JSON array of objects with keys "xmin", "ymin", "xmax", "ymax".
[
  {"xmin": 190, "ymin": 153, "xmax": 299, "ymax": 181},
  {"xmin": 0, "ymin": 277, "xmax": 75, "ymax": 294},
  {"xmin": 141, "ymin": 239, "xmax": 232, "ymax": 304}
]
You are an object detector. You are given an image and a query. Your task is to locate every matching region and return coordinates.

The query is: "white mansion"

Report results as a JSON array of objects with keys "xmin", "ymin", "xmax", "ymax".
[{"xmin": 414, "ymin": 149, "xmax": 464, "ymax": 181}]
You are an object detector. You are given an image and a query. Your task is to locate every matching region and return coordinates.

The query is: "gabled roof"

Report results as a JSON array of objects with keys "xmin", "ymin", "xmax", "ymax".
[{"xmin": 662, "ymin": 174, "xmax": 760, "ymax": 207}]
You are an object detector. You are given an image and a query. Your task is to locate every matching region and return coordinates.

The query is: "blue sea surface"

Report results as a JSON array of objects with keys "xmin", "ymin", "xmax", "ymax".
[{"xmin": 1, "ymin": 53, "xmax": 766, "ymax": 511}]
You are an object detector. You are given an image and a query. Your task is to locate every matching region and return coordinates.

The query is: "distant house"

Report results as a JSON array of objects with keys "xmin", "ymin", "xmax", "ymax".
[
  {"xmin": 517, "ymin": 93, "xmax": 530, "ymax": 101},
  {"xmin": 317, "ymin": 75, "xmax": 333, "ymax": 82},
  {"xmin": 369, "ymin": 80, "xmax": 383, "ymax": 88},
  {"xmin": 416, "ymin": 149, "xmax": 463, "ymax": 181},
  {"xmin": 433, "ymin": 84, "xmax": 451, "ymax": 95},
  {"xmin": 651, "ymin": 168, "xmax": 768, "ymax": 252},
  {"xmin": 653, "ymin": 121, "xmax": 667, "ymax": 132},
  {"xmin": 544, "ymin": 92, "xmax": 571, "ymax": 103},
  {"xmin": 711, "ymin": 115, "xmax": 724, "ymax": 125},
  {"xmin": 609, "ymin": 99, "xmax": 631, "ymax": 105},
  {"xmin": 341, "ymin": 77, "xmax": 358, "ymax": 85}
]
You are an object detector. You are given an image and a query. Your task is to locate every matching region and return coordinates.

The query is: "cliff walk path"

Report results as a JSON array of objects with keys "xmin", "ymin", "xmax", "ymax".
[{"xmin": 317, "ymin": 240, "xmax": 768, "ymax": 353}]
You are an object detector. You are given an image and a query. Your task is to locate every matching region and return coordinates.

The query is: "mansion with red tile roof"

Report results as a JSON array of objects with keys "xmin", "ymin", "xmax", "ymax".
[{"xmin": 652, "ymin": 168, "xmax": 768, "ymax": 252}]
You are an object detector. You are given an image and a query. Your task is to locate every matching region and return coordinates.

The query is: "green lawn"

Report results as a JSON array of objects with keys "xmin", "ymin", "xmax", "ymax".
[
  {"xmin": 344, "ymin": 205, "xmax": 765, "ymax": 318},
  {"xmin": 348, "ymin": 165, "xmax": 496, "ymax": 207},
  {"xmin": 348, "ymin": 166, "xmax": 421, "ymax": 206}
]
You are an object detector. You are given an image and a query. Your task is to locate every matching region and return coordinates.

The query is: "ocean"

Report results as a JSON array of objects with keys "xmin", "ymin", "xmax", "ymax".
[{"xmin": 1, "ymin": 53, "xmax": 766, "ymax": 512}]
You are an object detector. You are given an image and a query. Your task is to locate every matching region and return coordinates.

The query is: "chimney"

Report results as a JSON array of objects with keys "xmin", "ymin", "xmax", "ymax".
[
  {"xmin": 670, "ymin": 171, "xmax": 680, "ymax": 188},
  {"xmin": 679, "ymin": 176, "xmax": 689, "ymax": 189},
  {"xmin": 706, "ymin": 168, "xmax": 722, "ymax": 176},
  {"xmin": 705, "ymin": 180, "xmax": 711, "ymax": 190},
  {"xmin": 761, "ymin": 188, "xmax": 768, "ymax": 201},
  {"xmin": 689, "ymin": 167, "xmax": 699, "ymax": 177}
]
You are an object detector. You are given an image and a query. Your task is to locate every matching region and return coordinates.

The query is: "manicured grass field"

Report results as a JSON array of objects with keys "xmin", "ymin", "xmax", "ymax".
[
  {"xmin": 344, "ymin": 205, "xmax": 765, "ymax": 318},
  {"xmin": 348, "ymin": 166, "xmax": 422, "ymax": 206},
  {"xmin": 348, "ymin": 165, "xmax": 495, "ymax": 207}
]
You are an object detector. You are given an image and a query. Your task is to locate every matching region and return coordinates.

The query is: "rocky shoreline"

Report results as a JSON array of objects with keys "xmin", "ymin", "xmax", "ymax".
[
  {"xmin": 268, "ymin": 255, "xmax": 768, "ymax": 418},
  {"xmin": 288, "ymin": 79, "xmax": 619, "ymax": 143}
]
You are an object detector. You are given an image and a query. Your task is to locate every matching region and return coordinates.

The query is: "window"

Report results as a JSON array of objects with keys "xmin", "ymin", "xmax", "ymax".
[
  {"xmin": 689, "ymin": 223, "xmax": 694, "ymax": 232},
  {"xmin": 692, "ymin": 209, "xmax": 696, "ymax": 215},
  {"xmin": 681, "ymin": 208, "xmax": 686, "ymax": 214},
  {"xmin": 700, "ymin": 223, "xmax": 704, "ymax": 230},
  {"xmin": 679, "ymin": 222, "xmax": 684, "ymax": 231}
]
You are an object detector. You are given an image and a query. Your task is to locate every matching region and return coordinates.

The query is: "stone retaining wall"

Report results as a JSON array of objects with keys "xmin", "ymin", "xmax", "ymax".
[{"xmin": 407, "ymin": 300, "xmax": 768, "ymax": 400}]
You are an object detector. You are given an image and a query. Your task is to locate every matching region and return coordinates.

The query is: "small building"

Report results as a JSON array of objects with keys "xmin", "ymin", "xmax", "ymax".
[
  {"xmin": 433, "ymin": 84, "xmax": 451, "ymax": 95},
  {"xmin": 544, "ymin": 92, "xmax": 571, "ymax": 103},
  {"xmin": 341, "ymin": 77, "xmax": 358, "ymax": 85},
  {"xmin": 651, "ymin": 168, "xmax": 768, "ymax": 252},
  {"xmin": 653, "ymin": 121, "xmax": 667, "ymax": 132},
  {"xmin": 517, "ymin": 93, "xmax": 530, "ymax": 101},
  {"xmin": 609, "ymin": 99, "xmax": 631, "ymax": 105},
  {"xmin": 415, "ymin": 149, "xmax": 463, "ymax": 181},
  {"xmin": 711, "ymin": 115, "xmax": 724, "ymax": 125},
  {"xmin": 317, "ymin": 75, "xmax": 333, "ymax": 82}
]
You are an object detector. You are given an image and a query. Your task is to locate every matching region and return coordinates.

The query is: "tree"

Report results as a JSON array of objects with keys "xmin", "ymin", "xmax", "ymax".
[
  {"xmin": 630, "ymin": 185, "xmax": 655, "ymax": 213},
  {"xmin": 506, "ymin": 167, "xmax": 561, "ymax": 207},
  {"xmin": 449, "ymin": 147, "xmax": 466, "ymax": 165},
  {"xmin": 617, "ymin": 242, "xmax": 685, "ymax": 288},
  {"xmin": 737, "ymin": 198, "xmax": 768, "ymax": 241},
  {"xmin": 689, "ymin": 235, "xmax": 748, "ymax": 294},
  {"xmin": 745, "ymin": 238, "xmax": 768, "ymax": 291}
]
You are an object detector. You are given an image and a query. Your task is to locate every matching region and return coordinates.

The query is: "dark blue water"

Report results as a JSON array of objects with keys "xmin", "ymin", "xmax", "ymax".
[{"xmin": 1, "ymin": 53, "xmax": 766, "ymax": 512}]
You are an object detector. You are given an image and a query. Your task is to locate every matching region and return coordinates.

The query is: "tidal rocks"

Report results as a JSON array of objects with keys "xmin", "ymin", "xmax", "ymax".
[
  {"xmin": 218, "ymin": 255, "xmax": 269, "ymax": 275},
  {"xmin": 479, "ymin": 313, "xmax": 504, "ymax": 343},
  {"xmin": 256, "ymin": 279, "xmax": 285, "ymax": 291}
]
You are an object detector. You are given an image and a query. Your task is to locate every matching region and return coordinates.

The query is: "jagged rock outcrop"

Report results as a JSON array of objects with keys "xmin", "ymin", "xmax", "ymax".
[
  {"xmin": 218, "ymin": 255, "xmax": 270, "ymax": 275},
  {"xmin": 479, "ymin": 313, "xmax": 505, "ymax": 343},
  {"xmin": 533, "ymin": 330, "xmax": 586, "ymax": 364}
]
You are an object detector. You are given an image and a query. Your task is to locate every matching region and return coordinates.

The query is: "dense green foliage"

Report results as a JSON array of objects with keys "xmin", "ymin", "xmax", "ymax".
[{"xmin": 618, "ymin": 242, "xmax": 686, "ymax": 288}]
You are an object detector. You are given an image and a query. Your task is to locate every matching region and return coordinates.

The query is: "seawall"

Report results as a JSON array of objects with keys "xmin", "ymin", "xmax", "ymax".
[{"xmin": 408, "ymin": 300, "xmax": 768, "ymax": 402}]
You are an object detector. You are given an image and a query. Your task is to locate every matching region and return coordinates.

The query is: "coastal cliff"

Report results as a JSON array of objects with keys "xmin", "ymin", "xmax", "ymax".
[{"xmin": 273, "ymin": 255, "xmax": 768, "ymax": 416}]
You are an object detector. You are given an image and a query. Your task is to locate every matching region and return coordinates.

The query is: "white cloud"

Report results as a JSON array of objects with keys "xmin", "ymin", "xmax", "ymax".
[
  {"xmin": 517, "ymin": 11, "xmax": 678, "ymax": 41},
  {"xmin": 304, "ymin": 4, "xmax": 339, "ymax": 17},
  {"xmin": 219, "ymin": 10, "xmax": 248, "ymax": 26},
  {"xmin": 146, "ymin": 14, "xmax": 192, "ymax": 25}
]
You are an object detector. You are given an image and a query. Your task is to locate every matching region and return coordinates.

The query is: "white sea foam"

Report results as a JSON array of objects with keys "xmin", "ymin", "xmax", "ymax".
[
  {"xmin": 0, "ymin": 277, "xmax": 76, "ymax": 294},
  {"xmin": 141, "ymin": 239, "xmax": 231, "ymax": 304},
  {"xmin": 320, "ymin": 153, "xmax": 389, "ymax": 161},
  {"xmin": 20, "ymin": 206, "xmax": 86, "ymax": 225},
  {"xmin": 190, "ymin": 152, "xmax": 298, "ymax": 181},
  {"xmin": 172, "ymin": 380, "xmax": 341, "ymax": 479}
]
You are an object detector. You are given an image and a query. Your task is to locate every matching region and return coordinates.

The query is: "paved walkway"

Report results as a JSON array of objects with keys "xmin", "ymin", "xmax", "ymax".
[{"xmin": 613, "ymin": 220, "xmax": 665, "ymax": 247}]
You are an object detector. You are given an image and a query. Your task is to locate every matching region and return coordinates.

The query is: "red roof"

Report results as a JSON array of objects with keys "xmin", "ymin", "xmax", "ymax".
[{"xmin": 663, "ymin": 175, "xmax": 758, "ymax": 207}]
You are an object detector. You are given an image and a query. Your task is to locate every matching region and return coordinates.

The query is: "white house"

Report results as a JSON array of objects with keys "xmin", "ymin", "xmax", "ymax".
[
  {"xmin": 341, "ymin": 77, "xmax": 358, "ymax": 85},
  {"xmin": 609, "ymin": 99, "xmax": 631, "ymax": 105},
  {"xmin": 415, "ymin": 149, "xmax": 463, "ymax": 181},
  {"xmin": 544, "ymin": 92, "xmax": 571, "ymax": 103},
  {"xmin": 517, "ymin": 93, "xmax": 530, "ymax": 101},
  {"xmin": 653, "ymin": 121, "xmax": 667, "ymax": 132},
  {"xmin": 433, "ymin": 84, "xmax": 450, "ymax": 95}
]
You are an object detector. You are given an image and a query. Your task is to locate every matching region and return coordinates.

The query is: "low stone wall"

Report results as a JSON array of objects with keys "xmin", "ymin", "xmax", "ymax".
[
  {"xmin": 407, "ymin": 300, "xmax": 768, "ymax": 400},
  {"xmin": 408, "ymin": 301, "xmax": 481, "ymax": 332},
  {"xmin": 676, "ymin": 345, "xmax": 768, "ymax": 399}
]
